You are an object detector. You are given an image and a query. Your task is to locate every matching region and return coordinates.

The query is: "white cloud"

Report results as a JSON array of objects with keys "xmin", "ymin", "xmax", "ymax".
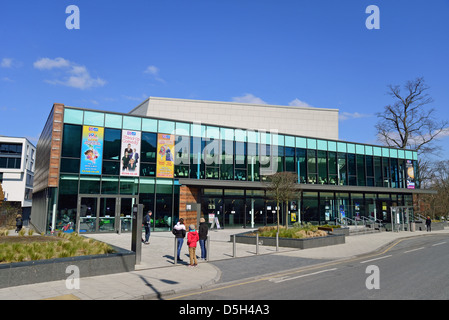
[
  {"xmin": 34, "ymin": 57, "xmax": 106, "ymax": 90},
  {"xmin": 288, "ymin": 98, "xmax": 313, "ymax": 108},
  {"xmin": 339, "ymin": 111, "xmax": 372, "ymax": 121},
  {"xmin": 33, "ymin": 57, "xmax": 70, "ymax": 70},
  {"xmin": 1, "ymin": 58, "xmax": 13, "ymax": 68},
  {"xmin": 144, "ymin": 65, "xmax": 165, "ymax": 83},
  {"xmin": 232, "ymin": 93, "xmax": 267, "ymax": 105}
]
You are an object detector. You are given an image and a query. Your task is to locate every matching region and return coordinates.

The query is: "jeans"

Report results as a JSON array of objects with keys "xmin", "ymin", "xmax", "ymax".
[
  {"xmin": 199, "ymin": 239, "xmax": 207, "ymax": 259},
  {"xmin": 176, "ymin": 238, "xmax": 184, "ymax": 260},
  {"xmin": 144, "ymin": 226, "xmax": 150, "ymax": 242}
]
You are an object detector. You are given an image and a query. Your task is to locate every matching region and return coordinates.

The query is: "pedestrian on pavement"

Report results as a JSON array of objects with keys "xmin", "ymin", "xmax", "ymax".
[
  {"xmin": 199, "ymin": 217, "xmax": 209, "ymax": 260},
  {"xmin": 426, "ymin": 216, "xmax": 432, "ymax": 232},
  {"xmin": 143, "ymin": 210, "xmax": 152, "ymax": 244},
  {"xmin": 187, "ymin": 224, "xmax": 199, "ymax": 267},
  {"xmin": 173, "ymin": 218, "xmax": 186, "ymax": 261},
  {"xmin": 15, "ymin": 214, "xmax": 23, "ymax": 233}
]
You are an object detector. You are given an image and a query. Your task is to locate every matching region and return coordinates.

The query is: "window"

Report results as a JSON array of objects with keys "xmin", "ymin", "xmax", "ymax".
[
  {"xmin": 317, "ymin": 150, "xmax": 327, "ymax": 184},
  {"xmin": 285, "ymin": 147, "xmax": 295, "ymax": 173},
  {"xmin": 61, "ymin": 124, "xmax": 82, "ymax": 158},
  {"xmin": 347, "ymin": 154, "xmax": 357, "ymax": 186},
  {"xmin": 328, "ymin": 151, "xmax": 337, "ymax": 185},
  {"xmin": 338, "ymin": 153, "xmax": 347, "ymax": 185},
  {"xmin": 220, "ymin": 139, "xmax": 233, "ymax": 180},
  {"xmin": 356, "ymin": 155, "xmax": 366, "ymax": 186},
  {"xmin": 307, "ymin": 150, "xmax": 317, "ymax": 184},
  {"xmin": 140, "ymin": 132, "xmax": 157, "ymax": 177},
  {"xmin": 296, "ymin": 148, "xmax": 306, "ymax": 183}
]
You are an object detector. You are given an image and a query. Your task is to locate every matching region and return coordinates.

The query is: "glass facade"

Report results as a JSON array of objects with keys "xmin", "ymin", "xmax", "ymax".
[{"xmin": 49, "ymin": 107, "xmax": 420, "ymax": 233}]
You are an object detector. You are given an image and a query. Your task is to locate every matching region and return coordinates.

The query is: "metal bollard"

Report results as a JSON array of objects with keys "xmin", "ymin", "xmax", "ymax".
[
  {"xmin": 256, "ymin": 233, "xmax": 259, "ymax": 255},
  {"xmin": 206, "ymin": 235, "xmax": 210, "ymax": 261},
  {"xmin": 276, "ymin": 232, "xmax": 279, "ymax": 252},
  {"xmin": 174, "ymin": 237, "xmax": 178, "ymax": 264},
  {"xmin": 233, "ymin": 234, "xmax": 236, "ymax": 258}
]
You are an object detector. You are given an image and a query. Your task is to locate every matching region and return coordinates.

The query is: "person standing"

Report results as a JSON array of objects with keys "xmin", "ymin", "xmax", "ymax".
[
  {"xmin": 173, "ymin": 218, "xmax": 186, "ymax": 261},
  {"xmin": 15, "ymin": 214, "xmax": 23, "ymax": 233},
  {"xmin": 143, "ymin": 210, "xmax": 152, "ymax": 244},
  {"xmin": 199, "ymin": 217, "xmax": 209, "ymax": 261},
  {"xmin": 187, "ymin": 224, "xmax": 199, "ymax": 267},
  {"xmin": 426, "ymin": 216, "xmax": 432, "ymax": 232}
]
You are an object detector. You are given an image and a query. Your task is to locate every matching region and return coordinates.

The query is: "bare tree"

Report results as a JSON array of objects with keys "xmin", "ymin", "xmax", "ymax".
[
  {"xmin": 376, "ymin": 77, "xmax": 447, "ymax": 155},
  {"xmin": 376, "ymin": 77, "xmax": 448, "ymax": 189},
  {"xmin": 265, "ymin": 172, "xmax": 298, "ymax": 232}
]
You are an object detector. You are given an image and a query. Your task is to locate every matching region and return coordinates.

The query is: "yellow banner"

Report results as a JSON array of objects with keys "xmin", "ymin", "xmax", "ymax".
[{"xmin": 156, "ymin": 133, "xmax": 175, "ymax": 178}]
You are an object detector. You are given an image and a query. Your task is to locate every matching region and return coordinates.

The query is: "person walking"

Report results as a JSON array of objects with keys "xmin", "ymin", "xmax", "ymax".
[
  {"xmin": 199, "ymin": 217, "xmax": 209, "ymax": 261},
  {"xmin": 173, "ymin": 218, "xmax": 186, "ymax": 261},
  {"xmin": 425, "ymin": 216, "xmax": 432, "ymax": 232},
  {"xmin": 143, "ymin": 210, "xmax": 152, "ymax": 244},
  {"xmin": 187, "ymin": 224, "xmax": 199, "ymax": 267}
]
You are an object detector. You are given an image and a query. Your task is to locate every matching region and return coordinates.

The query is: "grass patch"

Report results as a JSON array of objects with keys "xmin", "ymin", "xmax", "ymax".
[{"xmin": 0, "ymin": 232, "xmax": 115, "ymax": 264}]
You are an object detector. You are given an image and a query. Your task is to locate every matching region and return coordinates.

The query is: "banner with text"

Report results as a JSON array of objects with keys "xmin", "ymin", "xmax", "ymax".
[
  {"xmin": 156, "ymin": 133, "xmax": 175, "ymax": 178},
  {"xmin": 120, "ymin": 130, "xmax": 141, "ymax": 176},
  {"xmin": 80, "ymin": 126, "xmax": 104, "ymax": 175}
]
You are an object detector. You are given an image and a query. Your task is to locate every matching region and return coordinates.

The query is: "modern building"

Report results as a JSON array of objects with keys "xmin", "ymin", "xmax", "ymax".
[
  {"xmin": 0, "ymin": 136, "xmax": 36, "ymax": 223},
  {"xmin": 31, "ymin": 97, "xmax": 430, "ymax": 234}
]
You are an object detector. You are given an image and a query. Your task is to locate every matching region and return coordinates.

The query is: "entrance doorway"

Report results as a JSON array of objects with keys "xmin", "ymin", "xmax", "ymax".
[{"xmin": 77, "ymin": 195, "xmax": 138, "ymax": 233}]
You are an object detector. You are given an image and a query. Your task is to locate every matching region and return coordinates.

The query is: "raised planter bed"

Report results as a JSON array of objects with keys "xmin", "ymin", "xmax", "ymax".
[
  {"xmin": 0, "ymin": 244, "xmax": 135, "ymax": 289},
  {"xmin": 231, "ymin": 231, "xmax": 345, "ymax": 250}
]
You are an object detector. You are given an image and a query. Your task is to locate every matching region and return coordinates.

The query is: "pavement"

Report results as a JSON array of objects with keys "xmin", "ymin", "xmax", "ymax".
[{"xmin": 1, "ymin": 226, "xmax": 448, "ymax": 300}]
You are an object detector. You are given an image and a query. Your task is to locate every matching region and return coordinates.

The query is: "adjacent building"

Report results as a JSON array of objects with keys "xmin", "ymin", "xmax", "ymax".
[
  {"xmin": 0, "ymin": 136, "xmax": 36, "ymax": 223},
  {"xmin": 31, "ymin": 98, "xmax": 430, "ymax": 234}
]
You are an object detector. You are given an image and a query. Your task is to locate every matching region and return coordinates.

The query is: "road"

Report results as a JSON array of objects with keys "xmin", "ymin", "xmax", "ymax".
[{"xmin": 168, "ymin": 234, "xmax": 449, "ymax": 300}]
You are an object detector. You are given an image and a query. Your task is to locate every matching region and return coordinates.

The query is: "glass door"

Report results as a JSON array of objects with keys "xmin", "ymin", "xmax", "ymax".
[
  {"xmin": 99, "ymin": 197, "xmax": 116, "ymax": 232},
  {"xmin": 78, "ymin": 197, "xmax": 98, "ymax": 233},
  {"xmin": 119, "ymin": 197, "xmax": 136, "ymax": 233}
]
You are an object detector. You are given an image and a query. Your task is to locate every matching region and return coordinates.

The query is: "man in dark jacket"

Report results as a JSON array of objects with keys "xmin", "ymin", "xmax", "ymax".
[
  {"xmin": 199, "ymin": 217, "xmax": 209, "ymax": 260},
  {"xmin": 425, "ymin": 216, "xmax": 432, "ymax": 232},
  {"xmin": 143, "ymin": 210, "xmax": 152, "ymax": 244}
]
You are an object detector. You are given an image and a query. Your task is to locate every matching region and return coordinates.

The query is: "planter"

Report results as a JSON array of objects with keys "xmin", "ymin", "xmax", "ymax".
[
  {"xmin": 0, "ymin": 244, "xmax": 135, "ymax": 289},
  {"xmin": 231, "ymin": 231, "xmax": 345, "ymax": 250}
]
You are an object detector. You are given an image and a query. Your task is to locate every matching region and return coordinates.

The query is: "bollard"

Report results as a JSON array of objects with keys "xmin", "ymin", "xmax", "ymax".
[
  {"xmin": 174, "ymin": 237, "xmax": 178, "ymax": 265},
  {"xmin": 233, "ymin": 234, "xmax": 236, "ymax": 258},
  {"xmin": 256, "ymin": 233, "xmax": 259, "ymax": 255},
  {"xmin": 206, "ymin": 235, "xmax": 210, "ymax": 261},
  {"xmin": 276, "ymin": 232, "xmax": 279, "ymax": 252}
]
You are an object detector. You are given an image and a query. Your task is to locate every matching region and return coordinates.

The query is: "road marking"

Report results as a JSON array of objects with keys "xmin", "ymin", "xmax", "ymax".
[
  {"xmin": 432, "ymin": 241, "xmax": 446, "ymax": 247},
  {"xmin": 269, "ymin": 268, "xmax": 338, "ymax": 283},
  {"xmin": 404, "ymin": 247, "xmax": 425, "ymax": 253},
  {"xmin": 360, "ymin": 255, "xmax": 392, "ymax": 264}
]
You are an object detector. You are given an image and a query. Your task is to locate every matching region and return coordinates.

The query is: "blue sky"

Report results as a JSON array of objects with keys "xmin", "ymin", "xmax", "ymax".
[{"xmin": 1, "ymin": 0, "xmax": 449, "ymax": 159}]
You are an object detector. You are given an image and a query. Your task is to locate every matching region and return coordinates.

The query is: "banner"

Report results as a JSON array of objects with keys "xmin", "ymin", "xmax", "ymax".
[
  {"xmin": 120, "ymin": 130, "xmax": 141, "ymax": 176},
  {"xmin": 406, "ymin": 160, "xmax": 415, "ymax": 189},
  {"xmin": 156, "ymin": 133, "xmax": 175, "ymax": 178},
  {"xmin": 80, "ymin": 126, "xmax": 104, "ymax": 175}
]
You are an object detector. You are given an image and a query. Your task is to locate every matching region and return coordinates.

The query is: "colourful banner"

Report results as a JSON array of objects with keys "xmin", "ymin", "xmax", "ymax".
[
  {"xmin": 120, "ymin": 130, "xmax": 141, "ymax": 176},
  {"xmin": 406, "ymin": 160, "xmax": 415, "ymax": 189},
  {"xmin": 156, "ymin": 133, "xmax": 175, "ymax": 178},
  {"xmin": 80, "ymin": 126, "xmax": 104, "ymax": 175}
]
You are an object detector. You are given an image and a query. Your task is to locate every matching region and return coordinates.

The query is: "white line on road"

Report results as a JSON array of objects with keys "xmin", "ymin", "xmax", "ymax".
[
  {"xmin": 360, "ymin": 255, "xmax": 392, "ymax": 264},
  {"xmin": 432, "ymin": 242, "xmax": 447, "ymax": 247},
  {"xmin": 404, "ymin": 247, "xmax": 425, "ymax": 253},
  {"xmin": 269, "ymin": 268, "xmax": 338, "ymax": 284}
]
